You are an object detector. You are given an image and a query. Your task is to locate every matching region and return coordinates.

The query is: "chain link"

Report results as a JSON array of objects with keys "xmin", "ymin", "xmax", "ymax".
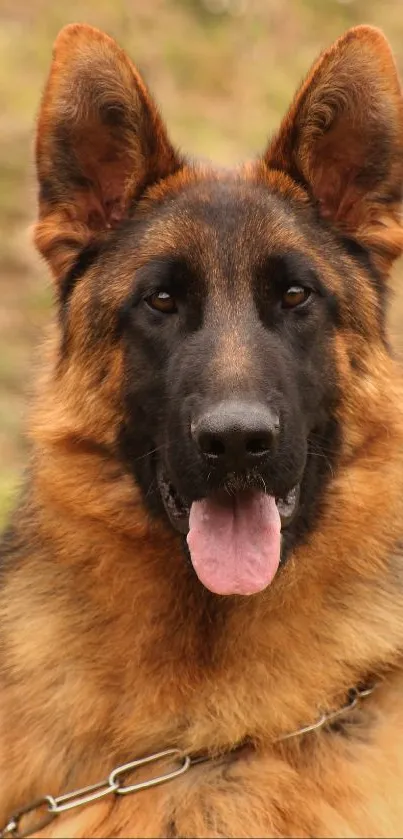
[
  {"xmin": 0, "ymin": 683, "xmax": 377, "ymax": 838},
  {"xmin": 0, "ymin": 798, "xmax": 56, "ymax": 839},
  {"xmin": 0, "ymin": 750, "xmax": 190, "ymax": 838},
  {"xmin": 272, "ymin": 682, "xmax": 377, "ymax": 743}
]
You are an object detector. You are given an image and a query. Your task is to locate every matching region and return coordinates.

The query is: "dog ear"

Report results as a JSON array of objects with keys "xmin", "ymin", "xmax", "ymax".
[
  {"xmin": 265, "ymin": 26, "xmax": 403, "ymax": 271},
  {"xmin": 35, "ymin": 24, "xmax": 181, "ymax": 279}
]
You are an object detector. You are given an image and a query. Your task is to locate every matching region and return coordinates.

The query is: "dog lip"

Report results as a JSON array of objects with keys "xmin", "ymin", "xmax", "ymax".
[
  {"xmin": 157, "ymin": 464, "xmax": 300, "ymax": 534},
  {"xmin": 275, "ymin": 485, "xmax": 300, "ymax": 527},
  {"xmin": 157, "ymin": 465, "xmax": 190, "ymax": 534}
]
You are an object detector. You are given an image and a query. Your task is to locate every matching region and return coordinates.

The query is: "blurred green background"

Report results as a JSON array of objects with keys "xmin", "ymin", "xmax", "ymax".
[{"xmin": 1, "ymin": 0, "xmax": 403, "ymax": 527}]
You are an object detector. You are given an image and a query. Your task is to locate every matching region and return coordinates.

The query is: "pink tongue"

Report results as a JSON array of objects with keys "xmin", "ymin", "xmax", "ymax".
[{"xmin": 187, "ymin": 491, "xmax": 281, "ymax": 596}]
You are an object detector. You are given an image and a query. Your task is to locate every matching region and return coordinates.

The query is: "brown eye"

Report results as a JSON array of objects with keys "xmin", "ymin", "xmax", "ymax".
[
  {"xmin": 281, "ymin": 285, "xmax": 311, "ymax": 309},
  {"xmin": 146, "ymin": 291, "xmax": 177, "ymax": 314}
]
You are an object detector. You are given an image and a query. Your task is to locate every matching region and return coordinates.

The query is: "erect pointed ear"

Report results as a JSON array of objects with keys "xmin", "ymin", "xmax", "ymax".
[
  {"xmin": 265, "ymin": 26, "xmax": 403, "ymax": 271},
  {"xmin": 35, "ymin": 24, "xmax": 181, "ymax": 279}
]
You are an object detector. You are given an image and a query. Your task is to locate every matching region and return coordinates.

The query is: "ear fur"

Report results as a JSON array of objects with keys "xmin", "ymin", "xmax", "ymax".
[
  {"xmin": 266, "ymin": 26, "xmax": 403, "ymax": 271},
  {"xmin": 35, "ymin": 24, "xmax": 181, "ymax": 279}
]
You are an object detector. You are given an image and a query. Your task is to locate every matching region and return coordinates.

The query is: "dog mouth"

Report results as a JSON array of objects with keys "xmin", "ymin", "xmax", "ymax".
[{"xmin": 157, "ymin": 465, "xmax": 299, "ymax": 597}]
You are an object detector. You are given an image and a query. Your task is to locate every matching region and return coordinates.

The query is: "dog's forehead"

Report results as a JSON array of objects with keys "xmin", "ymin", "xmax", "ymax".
[
  {"xmin": 103, "ymin": 174, "xmax": 354, "ymax": 312},
  {"xmin": 135, "ymin": 178, "xmax": 307, "ymax": 270}
]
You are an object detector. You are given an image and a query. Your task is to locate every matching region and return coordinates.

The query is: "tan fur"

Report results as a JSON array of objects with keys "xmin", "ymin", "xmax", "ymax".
[{"xmin": 2, "ymin": 23, "xmax": 403, "ymax": 839}]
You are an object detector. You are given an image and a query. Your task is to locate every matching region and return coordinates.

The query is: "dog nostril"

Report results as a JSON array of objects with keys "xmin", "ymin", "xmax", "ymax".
[
  {"xmin": 200, "ymin": 434, "xmax": 225, "ymax": 458},
  {"xmin": 246, "ymin": 436, "xmax": 271, "ymax": 455}
]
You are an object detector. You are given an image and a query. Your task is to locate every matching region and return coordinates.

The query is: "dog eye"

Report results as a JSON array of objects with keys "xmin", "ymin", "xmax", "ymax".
[
  {"xmin": 281, "ymin": 286, "xmax": 311, "ymax": 309},
  {"xmin": 145, "ymin": 291, "xmax": 178, "ymax": 314}
]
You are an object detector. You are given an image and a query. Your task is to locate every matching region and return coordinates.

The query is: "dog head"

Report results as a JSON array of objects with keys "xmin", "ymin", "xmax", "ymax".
[{"xmin": 34, "ymin": 24, "xmax": 403, "ymax": 595}]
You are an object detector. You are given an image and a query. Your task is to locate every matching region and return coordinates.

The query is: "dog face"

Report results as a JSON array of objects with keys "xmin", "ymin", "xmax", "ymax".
[
  {"xmin": 116, "ymin": 180, "xmax": 340, "ymax": 549},
  {"xmin": 34, "ymin": 24, "xmax": 403, "ymax": 595}
]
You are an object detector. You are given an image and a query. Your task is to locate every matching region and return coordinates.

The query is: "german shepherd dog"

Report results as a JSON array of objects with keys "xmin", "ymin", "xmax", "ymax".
[{"xmin": 1, "ymin": 22, "xmax": 403, "ymax": 838}]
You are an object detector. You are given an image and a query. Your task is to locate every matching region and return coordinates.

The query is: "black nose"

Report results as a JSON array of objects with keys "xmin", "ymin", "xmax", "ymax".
[{"xmin": 192, "ymin": 401, "xmax": 280, "ymax": 470}]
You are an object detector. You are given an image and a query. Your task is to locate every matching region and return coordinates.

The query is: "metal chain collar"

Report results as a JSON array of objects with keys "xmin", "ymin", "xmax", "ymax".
[{"xmin": 0, "ymin": 682, "xmax": 377, "ymax": 839}]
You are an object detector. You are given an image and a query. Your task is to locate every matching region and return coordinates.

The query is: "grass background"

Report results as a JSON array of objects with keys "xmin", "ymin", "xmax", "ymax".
[{"xmin": 1, "ymin": 0, "xmax": 403, "ymax": 526}]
